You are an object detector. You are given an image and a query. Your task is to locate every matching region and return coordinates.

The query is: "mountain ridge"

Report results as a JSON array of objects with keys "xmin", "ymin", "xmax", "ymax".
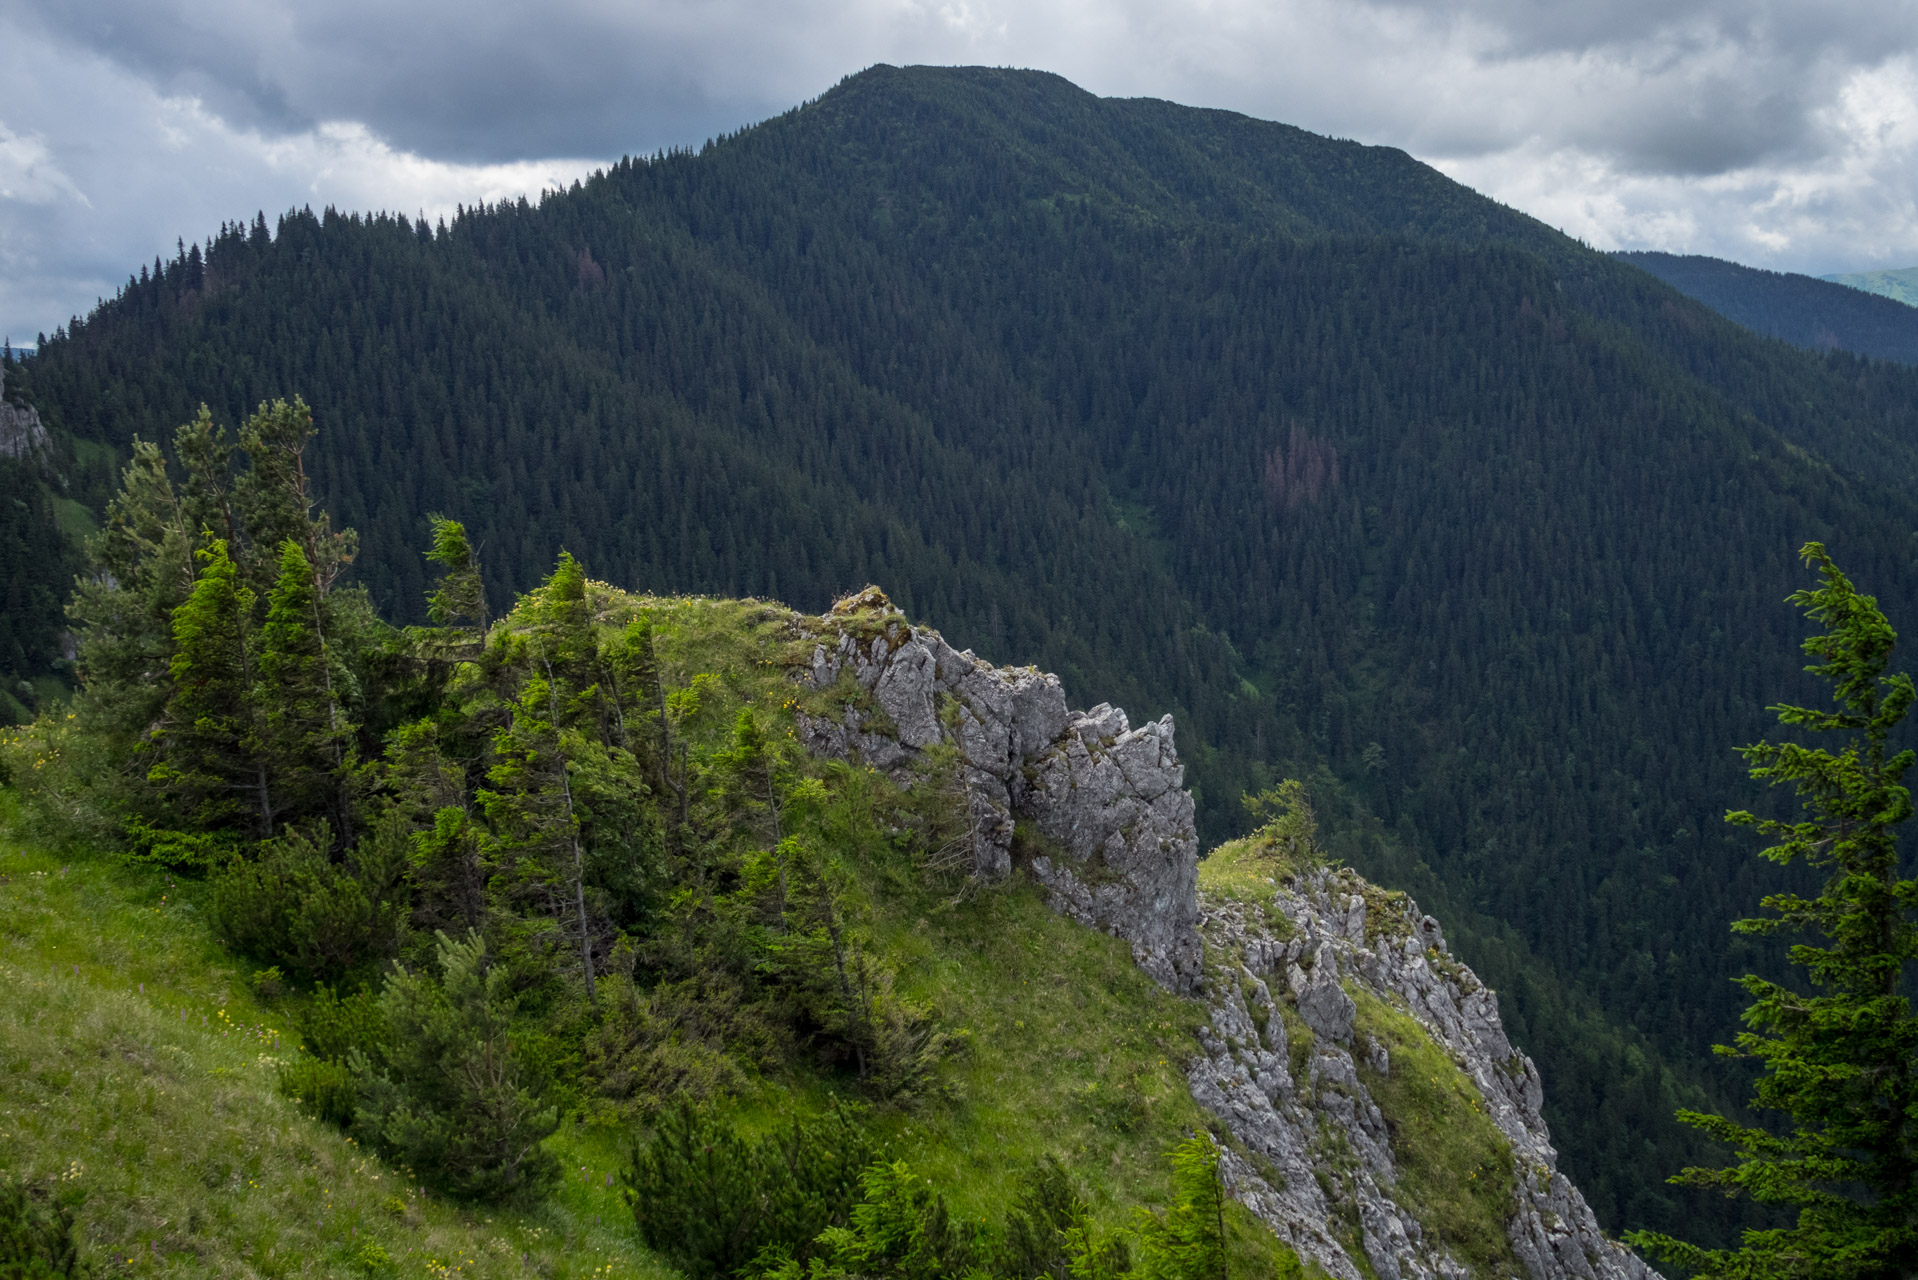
[{"xmin": 18, "ymin": 63, "xmax": 1918, "ymax": 1241}]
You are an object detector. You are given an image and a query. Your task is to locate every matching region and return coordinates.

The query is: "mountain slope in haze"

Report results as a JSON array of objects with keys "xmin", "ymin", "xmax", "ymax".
[
  {"xmin": 1618, "ymin": 250, "xmax": 1918, "ymax": 365},
  {"xmin": 23, "ymin": 63, "xmax": 1918, "ymax": 1243},
  {"xmin": 1821, "ymin": 264, "xmax": 1918, "ymax": 307}
]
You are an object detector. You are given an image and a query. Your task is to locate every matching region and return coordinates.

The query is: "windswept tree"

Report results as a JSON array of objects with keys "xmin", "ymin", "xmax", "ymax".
[
  {"xmin": 1628, "ymin": 542, "xmax": 1918, "ymax": 1278},
  {"xmin": 423, "ymin": 514, "xmax": 487, "ymax": 652}
]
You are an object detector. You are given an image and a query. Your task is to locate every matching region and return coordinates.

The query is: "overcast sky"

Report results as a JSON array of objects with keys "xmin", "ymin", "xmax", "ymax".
[{"xmin": 4, "ymin": 0, "xmax": 1916, "ymax": 344}]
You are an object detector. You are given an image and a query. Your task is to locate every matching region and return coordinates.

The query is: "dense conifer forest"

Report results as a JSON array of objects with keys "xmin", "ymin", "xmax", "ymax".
[{"xmin": 13, "ymin": 64, "xmax": 1918, "ymax": 1242}]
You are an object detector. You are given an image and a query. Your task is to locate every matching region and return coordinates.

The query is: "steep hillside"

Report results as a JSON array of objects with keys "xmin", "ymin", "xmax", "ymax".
[
  {"xmin": 1, "ymin": 583, "xmax": 1650, "ymax": 1280},
  {"xmin": 1617, "ymin": 251, "xmax": 1918, "ymax": 364},
  {"xmin": 21, "ymin": 64, "xmax": 1918, "ymax": 1239}
]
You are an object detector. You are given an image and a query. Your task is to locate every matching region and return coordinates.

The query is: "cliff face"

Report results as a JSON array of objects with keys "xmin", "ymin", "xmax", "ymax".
[
  {"xmin": 0, "ymin": 366, "xmax": 49, "ymax": 460},
  {"xmin": 797, "ymin": 589, "xmax": 1203, "ymax": 993},
  {"xmin": 1194, "ymin": 869, "xmax": 1655, "ymax": 1280},
  {"xmin": 794, "ymin": 591, "xmax": 1652, "ymax": 1280}
]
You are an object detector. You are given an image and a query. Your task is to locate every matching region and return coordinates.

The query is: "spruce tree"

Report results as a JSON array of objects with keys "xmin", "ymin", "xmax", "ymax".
[
  {"xmin": 1133, "ymin": 1134, "xmax": 1229, "ymax": 1280},
  {"xmin": 151, "ymin": 539, "xmax": 268, "ymax": 832},
  {"xmin": 475, "ymin": 553, "xmax": 606, "ymax": 1001},
  {"xmin": 70, "ymin": 438, "xmax": 195, "ymax": 760},
  {"xmin": 1627, "ymin": 542, "xmax": 1918, "ymax": 1278},
  {"xmin": 255, "ymin": 539, "xmax": 354, "ymax": 832}
]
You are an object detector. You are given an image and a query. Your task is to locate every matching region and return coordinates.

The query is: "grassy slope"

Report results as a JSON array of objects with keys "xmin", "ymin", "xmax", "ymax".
[
  {"xmin": 0, "ymin": 589, "xmax": 1311, "ymax": 1277},
  {"xmin": 0, "ymin": 809, "xmax": 663, "ymax": 1279}
]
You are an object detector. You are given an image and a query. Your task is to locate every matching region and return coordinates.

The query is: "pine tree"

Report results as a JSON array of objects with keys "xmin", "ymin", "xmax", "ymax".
[
  {"xmin": 475, "ymin": 553, "xmax": 606, "ymax": 1001},
  {"xmin": 348, "ymin": 930, "xmax": 559, "ymax": 1201},
  {"xmin": 174, "ymin": 406, "xmax": 237, "ymax": 549},
  {"xmin": 1627, "ymin": 542, "xmax": 1918, "ymax": 1278},
  {"xmin": 234, "ymin": 398, "xmax": 355, "ymax": 593},
  {"xmin": 71, "ymin": 438, "xmax": 199, "ymax": 760}
]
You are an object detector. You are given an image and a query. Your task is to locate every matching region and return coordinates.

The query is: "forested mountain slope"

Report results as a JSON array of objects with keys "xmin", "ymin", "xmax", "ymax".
[
  {"xmin": 20, "ymin": 63, "xmax": 1918, "ymax": 1241},
  {"xmin": 1617, "ymin": 250, "xmax": 1918, "ymax": 365}
]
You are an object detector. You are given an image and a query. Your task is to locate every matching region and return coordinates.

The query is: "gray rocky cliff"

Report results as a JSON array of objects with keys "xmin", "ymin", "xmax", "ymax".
[
  {"xmin": 0, "ymin": 365, "xmax": 49, "ymax": 461},
  {"xmin": 792, "ymin": 590, "xmax": 1655, "ymax": 1280},
  {"xmin": 1193, "ymin": 870, "xmax": 1657, "ymax": 1280},
  {"xmin": 795, "ymin": 590, "xmax": 1202, "ymax": 993}
]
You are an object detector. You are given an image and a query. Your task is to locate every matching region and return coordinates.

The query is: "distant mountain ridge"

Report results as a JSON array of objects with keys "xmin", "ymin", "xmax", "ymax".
[
  {"xmin": 1822, "ymin": 264, "xmax": 1918, "ymax": 307},
  {"xmin": 23, "ymin": 63, "xmax": 1918, "ymax": 1244},
  {"xmin": 1616, "ymin": 250, "xmax": 1918, "ymax": 364}
]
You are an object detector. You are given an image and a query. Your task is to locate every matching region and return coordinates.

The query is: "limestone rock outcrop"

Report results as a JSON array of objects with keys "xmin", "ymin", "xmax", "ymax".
[
  {"xmin": 1192, "ymin": 869, "xmax": 1657, "ymax": 1280},
  {"xmin": 795, "ymin": 592, "xmax": 1202, "ymax": 993},
  {"xmin": 0, "ymin": 365, "xmax": 48, "ymax": 461}
]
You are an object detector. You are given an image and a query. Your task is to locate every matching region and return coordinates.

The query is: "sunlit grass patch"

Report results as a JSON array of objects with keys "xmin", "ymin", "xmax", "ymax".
[{"xmin": 1196, "ymin": 836, "xmax": 1290, "ymax": 905}]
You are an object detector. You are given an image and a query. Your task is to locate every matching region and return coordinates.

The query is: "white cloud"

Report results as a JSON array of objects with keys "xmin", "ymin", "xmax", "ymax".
[
  {"xmin": 0, "ymin": 123, "xmax": 90, "ymax": 207},
  {"xmin": 1431, "ymin": 53, "xmax": 1918, "ymax": 272}
]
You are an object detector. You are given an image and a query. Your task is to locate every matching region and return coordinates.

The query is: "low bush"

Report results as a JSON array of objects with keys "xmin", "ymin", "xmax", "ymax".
[
  {"xmin": 278, "ymin": 1055, "xmax": 357, "ymax": 1127},
  {"xmin": 350, "ymin": 930, "xmax": 559, "ymax": 1201},
  {"xmin": 624, "ymin": 1103, "xmax": 876, "ymax": 1279},
  {"xmin": 209, "ymin": 816, "xmax": 409, "ymax": 984},
  {"xmin": 0, "ymin": 1176, "xmax": 89, "ymax": 1278}
]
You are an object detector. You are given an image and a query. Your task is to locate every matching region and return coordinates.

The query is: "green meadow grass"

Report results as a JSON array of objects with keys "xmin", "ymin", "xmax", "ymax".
[{"xmin": 0, "ymin": 818, "xmax": 669, "ymax": 1280}]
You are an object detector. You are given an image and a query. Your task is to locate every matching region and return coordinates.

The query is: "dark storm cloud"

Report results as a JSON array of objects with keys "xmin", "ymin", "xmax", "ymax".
[
  {"xmin": 23, "ymin": 0, "xmax": 1918, "ymax": 177},
  {"xmin": 13, "ymin": 0, "xmax": 797, "ymax": 161}
]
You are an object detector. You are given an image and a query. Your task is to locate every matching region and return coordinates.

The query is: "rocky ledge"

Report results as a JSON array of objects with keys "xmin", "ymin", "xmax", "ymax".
[
  {"xmin": 0, "ymin": 365, "xmax": 48, "ymax": 461},
  {"xmin": 795, "ymin": 589, "xmax": 1202, "ymax": 993},
  {"xmin": 792, "ymin": 590, "xmax": 1654, "ymax": 1280},
  {"xmin": 1192, "ymin": 867, "xmax": 1656, "ymax": 1280}
]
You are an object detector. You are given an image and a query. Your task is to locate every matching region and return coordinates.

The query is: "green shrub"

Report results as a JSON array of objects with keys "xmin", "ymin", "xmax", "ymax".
[
  {"xmin": 278, "ymin": 1055, "xmax": 357, "ymax": 1127},
  {"xmin": 297, "ymin": 982, "xmax": 389, "ymax": 1063},
  {"xmin": 0, "ymin": 1176, "xmax": 89, "ymax": 1278},
  {"xmin": 1132, "ymin": 1135, "xmax": 1227, "ymax": 1280},
  {"xmin": 765, "ymin": 1159, "xmax": 984, "ymax": 1280},
  {"xmin": 624, "ymin": 1104, "xmax": 875, "ymax": 1280},
  {"xmin": 999, "ymin": 1156, "xmax": 1128, "ymax": 1280},
  {"xmin": 349, "ymin": 930, "xmax": 559, "ymax": 1201},
  {"xmin": 209, "ymin": 815, "xmax": 409, "ymax": 984}
]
